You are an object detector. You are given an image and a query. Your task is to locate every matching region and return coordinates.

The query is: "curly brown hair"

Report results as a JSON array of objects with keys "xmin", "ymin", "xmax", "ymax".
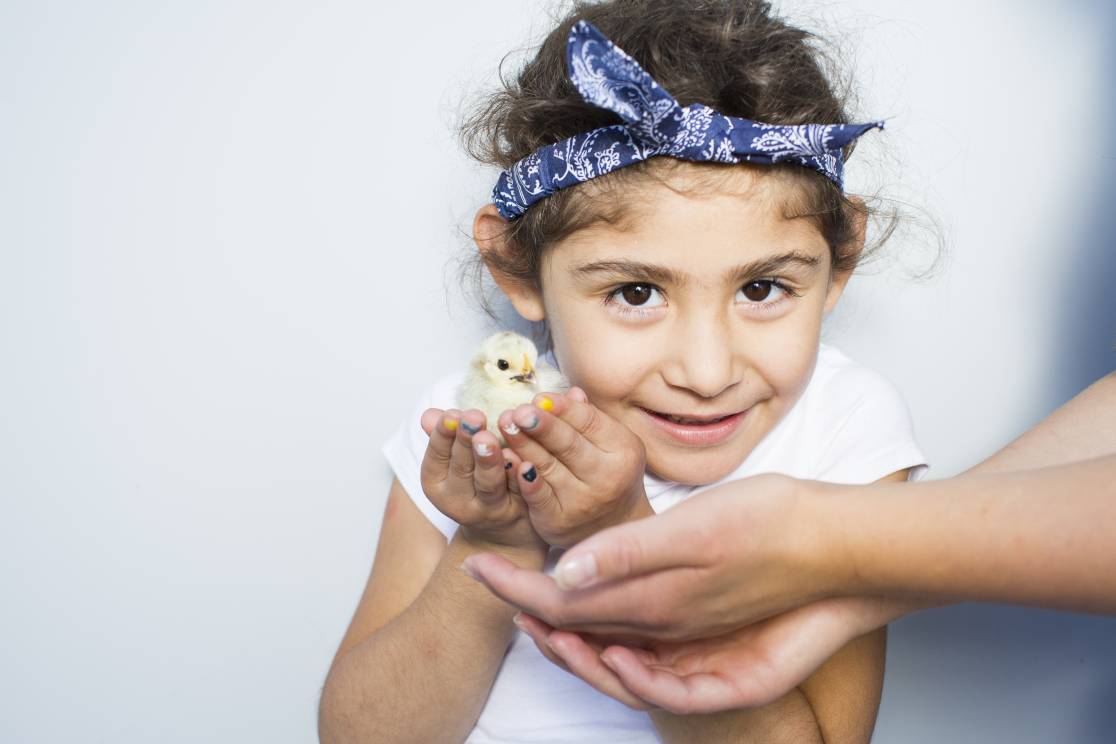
[{"xmin": 457, "ymin": 0, "xmax": 897, "ymax": 320}]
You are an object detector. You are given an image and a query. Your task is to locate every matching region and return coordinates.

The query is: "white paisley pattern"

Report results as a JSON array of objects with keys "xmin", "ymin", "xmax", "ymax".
[{"xmin": 491, "ymin": 20, "xmax": 884, "ymax": 220}]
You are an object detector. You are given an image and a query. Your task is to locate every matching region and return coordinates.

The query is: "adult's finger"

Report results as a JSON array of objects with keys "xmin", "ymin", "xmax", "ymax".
[
  {"xmin": 600, "ymin": 649, "xmax": 746, "ymax": 715},
  {"xmin": 461, "ymin": 551, "xmax": 698, "ymax": 635},
  {"xmin": 553, "ymin": 498, "xmax": 708, "ymax": 590},
  {"xmin": 512, "ymin": 612, "xmax": 570, "ymax": 673},
  {"xmin": 545, "ymin": 629, "xmax": 654, "ymax": 711}
]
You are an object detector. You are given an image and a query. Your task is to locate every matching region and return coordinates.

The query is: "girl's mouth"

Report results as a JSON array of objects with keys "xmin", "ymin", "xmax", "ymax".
[{"xmin": 638, "ymin": 407, "xmax": 749, "ymax": 446}]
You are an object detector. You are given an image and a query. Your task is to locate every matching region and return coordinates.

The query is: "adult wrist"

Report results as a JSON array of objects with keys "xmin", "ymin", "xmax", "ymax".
[{"xmin": 789, "ymin": 478, "xmax": 871, "ymax": 598}]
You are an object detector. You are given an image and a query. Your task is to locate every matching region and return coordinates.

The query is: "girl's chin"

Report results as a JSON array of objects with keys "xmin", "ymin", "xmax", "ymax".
[{"xmin": 645, "ymin": 450, "xmax": 742, "ymax": 487}]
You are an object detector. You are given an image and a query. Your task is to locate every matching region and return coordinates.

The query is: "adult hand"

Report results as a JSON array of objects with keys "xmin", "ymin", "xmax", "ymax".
[
  {"xmin": 512, "ymin": 596, "xmax": 928, "ymax": 714},
  {"xmin": 464, "ymin": 473, "xmax": 843, "ymax": 640}
]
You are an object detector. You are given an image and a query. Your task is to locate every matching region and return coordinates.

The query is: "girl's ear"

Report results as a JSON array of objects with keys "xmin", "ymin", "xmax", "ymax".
[
  {"xmin": 823, "ymin": 195, "xmax": 868, "ymax": 313},
  {"xmin": 473, "ymin": 205, "xmax": 546, "ymax": 322}
]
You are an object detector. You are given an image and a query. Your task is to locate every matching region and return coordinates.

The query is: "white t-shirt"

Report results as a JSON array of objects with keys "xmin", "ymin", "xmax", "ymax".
[{"xmin": 381, "ymin": 343, "xmax": 927, "ymax": 744}]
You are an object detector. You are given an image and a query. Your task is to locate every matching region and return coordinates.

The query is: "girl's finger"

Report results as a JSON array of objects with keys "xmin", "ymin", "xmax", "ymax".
[
  {"xmin": 503, "ymin": 404, "xmax": 583, "ymax": 488},
  {"xmin": 445, "ymin": 409, "xmax": 485, "ymax": 494},
  {"xmin": 568, "ymin": 386, "xmax": 589, "ymax": 404},
  {"xmin": 502, "ymin": 448, "xmax": 523, "ymax": 497},
  {"xmin": 471, "ymin": 429, "xmax": 507, "ymax": 504},
  {"xmin": 419, "ymin": 409, "xmax": 461, "ymax": 486},
  {"xmin": 516, "ymin": 459, "xmax": 560, "ymax": 515}
]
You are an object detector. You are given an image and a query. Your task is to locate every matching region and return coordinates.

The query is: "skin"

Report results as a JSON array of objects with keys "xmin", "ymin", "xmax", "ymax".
[
  {"xmin": 320, "ymin": 162, "xmax": 890, "ymax": 743},
  {"xmin": 461, "ymin": 371, "xmax": 1116, "ymax": 714}
]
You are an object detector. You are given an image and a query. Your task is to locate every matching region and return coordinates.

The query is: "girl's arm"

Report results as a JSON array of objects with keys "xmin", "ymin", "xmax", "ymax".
[
  {"xmin": 645, "ymin": 469, "xmax": 906, "ymax": 744},
  {"xmin": 318, "ymin": 478, "xmax": 547, "ymax": 744}
]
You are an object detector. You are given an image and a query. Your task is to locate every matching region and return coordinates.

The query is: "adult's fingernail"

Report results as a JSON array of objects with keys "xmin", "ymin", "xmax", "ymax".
[
  {"xmin": 458, "ymin": 560, "xmax": 479, "ymax": 580},
  {"xmin": 522, "ymin": 466, "xmax": 537, "ymax": 483},
  {"xmin": 556, "ymin": 553, "xmax": 597, "ymax": 590}
]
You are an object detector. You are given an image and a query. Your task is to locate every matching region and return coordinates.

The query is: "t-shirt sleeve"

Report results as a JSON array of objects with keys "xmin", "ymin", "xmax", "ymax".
[
  {"xmin": 380, "ymin": 373, "xmax": 463, "ymax": 540},
  {"xmin": 810, "ymin": 365, "xmax": 929, "ymax": 484}
]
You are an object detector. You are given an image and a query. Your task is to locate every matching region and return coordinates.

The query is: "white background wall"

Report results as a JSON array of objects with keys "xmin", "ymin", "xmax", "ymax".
[{"xmin": 1, "ymin": 1, "xmax": 1112, "ymax": 742}]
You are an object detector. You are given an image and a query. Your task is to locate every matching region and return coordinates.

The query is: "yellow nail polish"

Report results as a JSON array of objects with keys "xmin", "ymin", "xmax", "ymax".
[
  {"xmin": 537, "ymin": 396, "xmax": 554, "ymax": 412},
  {"xmin": 444, "ymin": 419, "xmax": 458, "ymax": 431}
]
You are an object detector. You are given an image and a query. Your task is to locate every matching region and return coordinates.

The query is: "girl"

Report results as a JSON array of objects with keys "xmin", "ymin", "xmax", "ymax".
[{"xmin": 320, "ymin": 1, "xmax": 926, "ymax": 742}]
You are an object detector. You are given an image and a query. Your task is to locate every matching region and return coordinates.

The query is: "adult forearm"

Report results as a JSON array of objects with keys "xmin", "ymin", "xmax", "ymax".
[
  {"xmin": 966, "ymin": 370, "xmax": 1116, "ymax": 476},
  {"xmin": 649, "ymin": 687, "xmax": 823, "ymax": 743},
  {"xmin": 319, "ymin": 533, "xmax": 546, "ymax": 744},
  {"xmin": 823, "ymin": 455, "xmax": 1116, "ymax": 614}
]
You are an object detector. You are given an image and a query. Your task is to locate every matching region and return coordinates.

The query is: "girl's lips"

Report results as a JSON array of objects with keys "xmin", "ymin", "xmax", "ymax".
[{"xmin": 639, "ymin": 406, "xmax": 749, "ymax": 446}]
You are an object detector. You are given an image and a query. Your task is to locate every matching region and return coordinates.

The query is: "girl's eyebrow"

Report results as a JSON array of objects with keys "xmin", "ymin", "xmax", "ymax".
[{"xmin": 571, "ymin": 251, "xmax": 822, "ymax": 286}]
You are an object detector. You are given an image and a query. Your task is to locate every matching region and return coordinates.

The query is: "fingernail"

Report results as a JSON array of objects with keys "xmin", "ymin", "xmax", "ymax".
[
  {"xmin": 443, "ymin": 418, "xmax": 458, "ymax": 432},
  {"xmin": 536, "ymin": 396, "xmax": 554, "ymax": 412},
  {"xmin": 521, "ymin": 414, "xmax": 540, "ymax": 430},
  {"xmin": 522, "ymin": 466, "xmax": 537, "ymax": 483},
  {"xmin": 502, "ymin": 422, "xmax": 520, "ymax": 436},
  {"xmin": 512, "ymin": 613, "xmax": 527, "ymax": 631},
  {"xmin": 556, "ymin": 553, "xmax": 597, "ymax": 590},
  {"xmin": 474, "ymin": 441, "xmax": 492, "ymax": 457},
  {"xmin": 458, "ymin": 560, "xmax": 479, "ymax": 580},
  {"xmin": 504, "ymin": 461, "xmax": 513, "ymax": 470},
  {"xmin": 460, "ymin": 421, "xmax": 481, "ymax": 434}
]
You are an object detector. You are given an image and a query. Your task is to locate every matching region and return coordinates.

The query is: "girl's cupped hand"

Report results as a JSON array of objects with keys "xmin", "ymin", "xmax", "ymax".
[
  {"xmin": 420, "ymin": 407, "xmax": 545, "ymax": 554},
  {"xmin": 497, "ymin": 386, "xmax": 654, "ymax": 548}
]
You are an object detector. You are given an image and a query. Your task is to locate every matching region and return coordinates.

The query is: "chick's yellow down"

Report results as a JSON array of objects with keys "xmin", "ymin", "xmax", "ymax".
[{"xmin": 456, "ymin": 331, "xmax": 570, "ymax": 444}]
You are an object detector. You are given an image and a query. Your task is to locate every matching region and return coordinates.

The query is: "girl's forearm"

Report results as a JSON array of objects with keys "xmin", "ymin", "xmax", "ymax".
[
  {"xmin": 649, "ymin": 687, "xmax": 823, "ymax": 744},
  {"xmin": 819, "ymin": 455, "xmax": 1116, "ymax": 614},
  {"xmin": 319, "ymin": 532, "xmax": 546, "ymax": 744}
]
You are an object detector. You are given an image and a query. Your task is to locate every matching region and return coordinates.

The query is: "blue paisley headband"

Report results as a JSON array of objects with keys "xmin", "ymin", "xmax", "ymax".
[{"xmin": 492, "ymin": 19, "xmax": 884, "ymax": 221}]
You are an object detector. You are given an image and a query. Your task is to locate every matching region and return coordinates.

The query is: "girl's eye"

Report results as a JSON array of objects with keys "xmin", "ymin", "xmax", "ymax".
[
  {"xmin": 610, "ymin": 283, "xmax": 665, "ymax": 309},
  {"xmin": 736, "ymin": 280, "xmax": 792, "ymax": 305}
]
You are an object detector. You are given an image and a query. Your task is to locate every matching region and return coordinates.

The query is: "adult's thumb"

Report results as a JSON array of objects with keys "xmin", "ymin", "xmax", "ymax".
[{"xmin": 554, "ymin": 510, "xmax": 698, "ymax": 590}]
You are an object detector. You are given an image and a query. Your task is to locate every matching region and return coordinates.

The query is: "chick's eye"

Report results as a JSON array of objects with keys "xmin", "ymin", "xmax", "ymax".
[
  {"xmin": 496, "ymin": 359, "xmax": 509, "ymax": 371},
  {"xmin": 613, "ymin": 283, "xmax": 664, "ymax": 308}
]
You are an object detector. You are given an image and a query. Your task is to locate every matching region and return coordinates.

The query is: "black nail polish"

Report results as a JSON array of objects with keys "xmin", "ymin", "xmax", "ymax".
[
  {"xmin": 460, "ymin": 421, "xmax": 480, "ymax": 434},
  {"xmin": 523, "ymin": 466, "xmax": 537, "ymax": 483},
  {"xmin": 504, "ymin": 461, "xmax": 513, "ymax": 470}
]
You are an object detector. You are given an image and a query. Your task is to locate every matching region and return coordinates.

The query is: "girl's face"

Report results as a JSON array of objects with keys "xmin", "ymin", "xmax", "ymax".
[{"xmin": 480, "ymin": 166, "xmax": 858, "ymax": 485}]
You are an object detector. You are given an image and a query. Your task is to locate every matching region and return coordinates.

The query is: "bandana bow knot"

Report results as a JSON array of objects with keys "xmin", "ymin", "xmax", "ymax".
[{"xmin": 492, "ymin": 20, "xmax": 883, "ymax": 220}]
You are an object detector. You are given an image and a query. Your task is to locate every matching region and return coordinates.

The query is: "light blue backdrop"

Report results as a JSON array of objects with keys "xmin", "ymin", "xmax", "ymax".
[{"xmin": 1, "ymin": 1, "xmax": 1112, "ymax": 742}]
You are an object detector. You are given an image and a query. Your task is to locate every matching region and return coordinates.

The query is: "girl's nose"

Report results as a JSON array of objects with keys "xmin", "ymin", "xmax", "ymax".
[{"xmin": 660, "ymin": 313, "xmax": 739, "ymax": 399}]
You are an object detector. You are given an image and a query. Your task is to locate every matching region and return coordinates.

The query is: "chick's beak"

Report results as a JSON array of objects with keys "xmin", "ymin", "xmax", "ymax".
[{"xmin": 513, "ymin": 353, "xmax": 535, "ymax": 383}]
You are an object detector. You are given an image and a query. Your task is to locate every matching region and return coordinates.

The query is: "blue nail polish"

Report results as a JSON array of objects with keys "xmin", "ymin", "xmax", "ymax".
[
  {"xmin": 523, "ymin": 466, "xmax": 537, "ymax": 483},
  {"xmin": 523, "ymin": 414, "xmax": 540, "ymax": 430},
  {"xmin": 460, "ymin": 421, "xmax": 481, "ymax": 434}
]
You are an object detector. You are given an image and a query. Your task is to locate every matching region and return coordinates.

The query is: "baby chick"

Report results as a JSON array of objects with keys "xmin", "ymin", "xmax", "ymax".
[{"xmin": 457, "ymin": 331, "xmax": 570, "ymax": 444}]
